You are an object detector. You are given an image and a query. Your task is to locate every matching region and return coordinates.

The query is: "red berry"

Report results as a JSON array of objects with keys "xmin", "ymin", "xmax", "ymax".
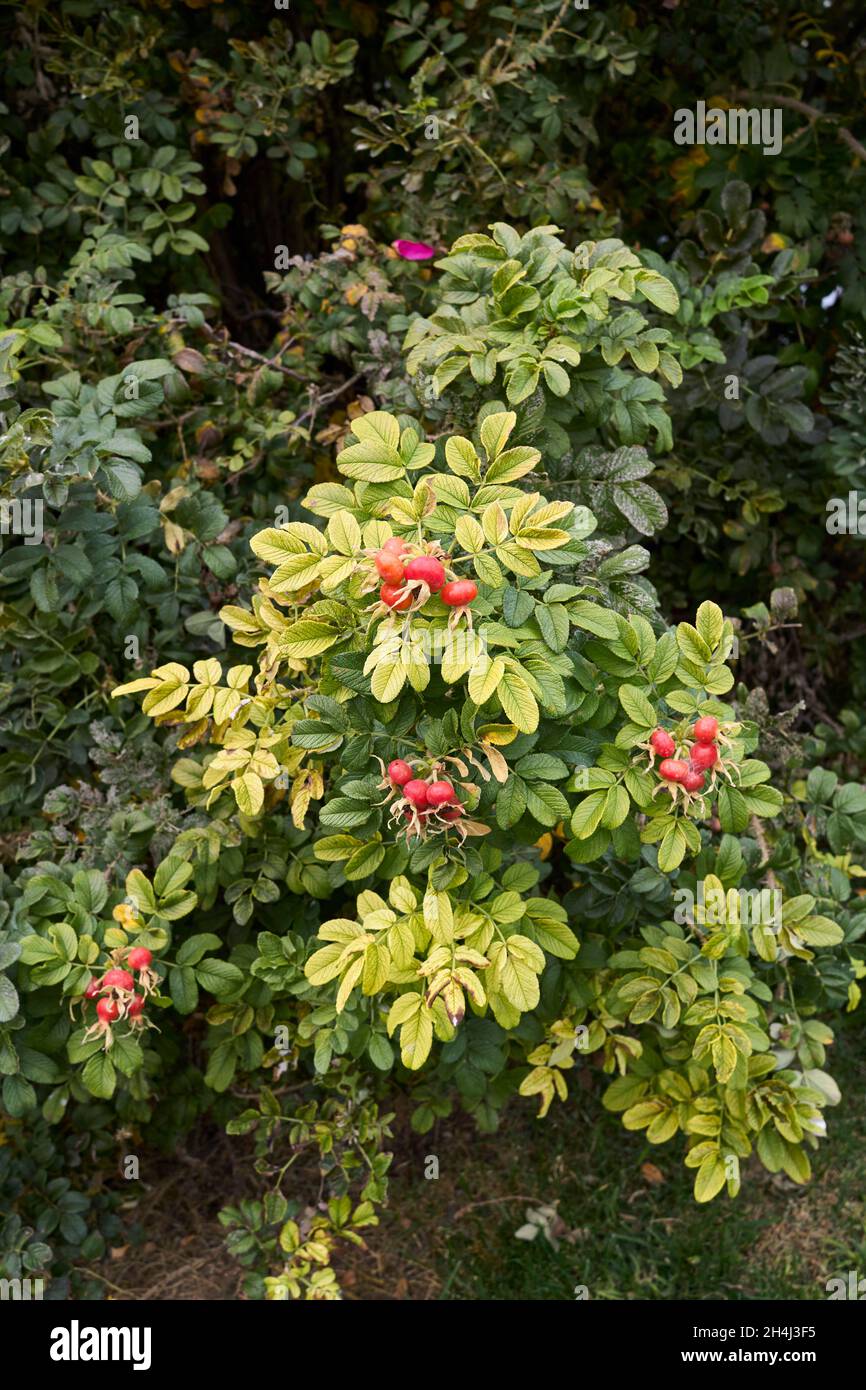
[
  {"xmin": 440, "ymin": 579, "xmax": 478, "ymax": 607},
  {"xmin": 380, "ymin": 582, "xmax": 413, "ymax": 611},
  {"xmin": 689, "ymin": 742, "xmax": 717, "ymax": 771},
  {"xmin": 374, "ymin": 550, "xmax": 405, "ymax": 583},
  {"xmin": 102, "ymin": 967, "xmax": 134, "ymax": 991},
  {"xmin": 84, "ymin": 977, "xmax": 102, "ymax": 1000},
  {"xmin": 388, "ymin": 759, "xmax": 413, "ymax": 786},
  {"xmin": 439, "ymin": 805, "xmax": 463, "ymax": 821},
  {"xmin": 404, "ymin": 556, "xmax": 446, "ymax": 591},
  {"xmin": 127, "ymin": 947, "xmax": 153, "ymax": 972},
  {"xmin": 426, "ymin": 780, "xmax": 454, "ymax": 807},
  {"xmin": 658, "ymin": 758, "xmax": 689, "ymax": 783},
  {"xmin": 97, "ymin": 997, "xmax": 120, "ymax": 1023},
  {"xmin": 683, "ymin": 768, "xmax": 706, "ymax": 793},
  {"xmin": 649, "ymin": 728, "xmax": 676, "ymax": 758},
  {"xmin": 404, "ymin": 779, "xmax": 430, "ymax": 807},
  {"xmin": 127, "ymin": 994, "xmax": 146, "ymax": 1018},
  {"xmin": 693, "ymin": 716, "xmax": 719, "ymax": 743},
  {"xmin": 381, "ymin": 537, "xmax": 406, "ymax": 555}
]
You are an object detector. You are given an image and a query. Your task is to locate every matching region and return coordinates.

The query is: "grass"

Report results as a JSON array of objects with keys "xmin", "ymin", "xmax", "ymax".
[{"xmin": 341, "ymin": 1017, "xmax": 866, "ymax": 1301}]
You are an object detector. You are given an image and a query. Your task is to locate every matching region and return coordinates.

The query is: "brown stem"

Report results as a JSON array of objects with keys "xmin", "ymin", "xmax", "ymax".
[
  {"xmin": 294, "ymin": 372, "xmax": 364, "ymax": 429},
  {"xmin": 730, "ymin": 89, "xmax": 866, "ymax": 161}
]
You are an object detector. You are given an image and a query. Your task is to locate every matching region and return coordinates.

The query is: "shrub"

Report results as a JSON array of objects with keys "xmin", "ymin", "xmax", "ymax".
[{"xmin": 111, "ymin": 285, "xmax": 845, "ymax": 1212}]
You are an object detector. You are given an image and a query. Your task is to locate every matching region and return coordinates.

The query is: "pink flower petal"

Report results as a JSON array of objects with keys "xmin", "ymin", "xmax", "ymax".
[{"xmin": 392, "ymin": 239, "xmax": 437, "ymax": 261}]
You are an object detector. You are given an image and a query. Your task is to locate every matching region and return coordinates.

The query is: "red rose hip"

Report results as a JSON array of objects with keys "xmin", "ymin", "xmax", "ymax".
[
  {"xmin": 440, "ymin": 579, "xmax": 478, "ymax": 607},
  {"xmin": 381, "ymin": 537, "xmax": 407, "ymax": 555},
  {"xmin": 127, "ymin": 947, "xmax": 153, "ymax": 971},
  {"xmin": 649, "ymin": 728, "xmax": 676, "ymax": 758},
  {"xmin": 659, "ymin": 758, "xmax": 689, "ymax": 783},
  {"xmin": 426, "ymin": 780, "xmax": 454, "ymax": 807},
  {"xmin": 689, "ymin": 742, "xmax": 717, "ymax": 771},
  {"xmin": 404, "ymin": 556, "xmax": 446, "ymax": 591},
  {"xmin": 375, "ymin": 549, "xmax": 405, "ymax": 583},
  {"xmin": 127, "ymin": 994, "xmax": 146, "ymax": 1018},
  {"xmin": 683, "ymin": 768, "xmax": 706, "ymax": 792},
  {"xmin": 404, "ymin": 779, "xmax": 430, "ymax": 807},
  {"xmin": 102, "ymin": 967, "xmax": 135, "ymax": 991},
  {"xmin": 380, "ymin": 582, "xmax": 413, "ymax": 611},
  {"xmin": 388, "ymin": 758, "xmax": 413, "ymax": 786},
  {"xmin": 693, "ymin": 716, "xmax": 719, "ymax": 743},
  {"xmin": 97, "ymin": 997, "xmax": 120, "ymax": 1023}
]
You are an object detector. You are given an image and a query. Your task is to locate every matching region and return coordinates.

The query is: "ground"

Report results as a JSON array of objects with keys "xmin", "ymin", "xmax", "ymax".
[{"xmin": 92, "ymin": 1018, "xmax": 865, "ymax": 1301}]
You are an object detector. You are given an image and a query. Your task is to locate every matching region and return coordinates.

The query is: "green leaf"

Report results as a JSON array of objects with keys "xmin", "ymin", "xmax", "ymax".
[
  {"xmin": 570, "ymin": 791, "xmax": 609, "ymax": 840},
  {"xmin": 0, "ymin": 973, "xmax": 19, "ymax": 1023},
  {"xmin": 368, "ymin": 1033, "xmax": 394, "ymax": 1071},
  {"xmin": 399, "ymin": 1004, "xmax": 433, "ymax": 1070},
  {"xmin": 496, "ymin": 775, "xmax": 527, "ymax": 830},
  {"xmin": 717, "ymin": 785, "xmax": 750, "ymax": 834},
  {"xmin": 105, "ymin": 573, "xmax": 139, "ymax": 624},
  {"xmin": 569, "ymin": 601, "xmax": 618, "ymax": 639},
  {"xmin": 234, "ymin": 771, "xmax": 264, "ymax": 817},
  {"xmin": 695, "ymin": 601, "xmax": 724, "ymax": 652},
  {"xmin": 498, "ymin": 669, "xmax": 538, "ymax": 732},
  {"xmin": 693, "ymin": 1153, "xmax": 726, "ymax": 1203},
  {"xmin": 480, "ymin": 411, "xmax": 516, "ymax": 460},
  {"xmin": 169, "ymin": 965, "xmax": 199, "ymax": 1013},
  {"xmin": 657, "ymin": 821, "xmax": 688, "ymax": 872},
  {"xmin": 2, "ymin": 1073, "xmax": 37, "ymax": 1116},
  {"xmin": 337, "ymin": 434, "xmax": 404, "ymax": 481},
  {"xmin": 176, "ymin": 933, "xmax": 222, "ymax": 967},
  {"xmin": 635, "ymin": 269, "xmax": 680, "ymax": 314},
  {"xmin": 344, "ymin": 841, "xmax": 386, "ymax": 880},
  {"xmin": 195, "ymin": 958, "xmax": 244, "ymax": 997},
  {"xmin": 618, "ymin": 684, "xmax": 656, "ymax": 727},
  {"xmin": 371, "ymin": 657, "xmax": 408, "ymax": 703},
  {"xmin": 525, "ymin": 782, "xmax": 570, "ymax": 828},
  {"xmin": 502, "ymin": 585, "xmax": 534, "ymax": 627},
  {"xmin": 794, "ymin": 915, "xmax": 844, "ymax": 948},
  {"xmin": 485, "ymin": 445, "xmax": 540, "ymax": 485},
  {"xmin": 82, "ymin": 1052, "xmax": 116, "ymax": 1100}
]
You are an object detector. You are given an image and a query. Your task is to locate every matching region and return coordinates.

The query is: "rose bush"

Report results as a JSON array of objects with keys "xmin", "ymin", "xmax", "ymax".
[{"xmin": 111, "ymin": 306, "xmax": 845, "ymax": 1214}]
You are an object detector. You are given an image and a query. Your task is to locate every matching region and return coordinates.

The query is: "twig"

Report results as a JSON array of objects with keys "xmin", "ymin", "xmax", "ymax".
[
  {"xmin": 823, "ymin": 623, "xmax": 866, "ymax": 644},
  {"xmin": 200, "ymin": 323, "xmax": 307, "ymax": 380},
  {"xmin": 76, "ymin": 1267, "xmax": 139, "ymax": 1299},
  {"xmin": 295, "ymin": 372, "xmax": 364, "ymax": 430},
  {"xmin": 731, "ymin": 90, "xmax": 866, "ymax": 161},
  {"xmin": 452, "ymin": 1194, "xmax": 540, "ymax": 1220},
  {"xmin": 147, "ymin": 409, "xmax": 198, "ymax": 433}
]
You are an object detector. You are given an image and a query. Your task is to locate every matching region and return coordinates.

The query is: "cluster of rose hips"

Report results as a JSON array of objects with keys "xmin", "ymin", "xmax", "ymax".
[
  {"xmin": 373, "ymin": 538, "xmax": 478, "ymax": 613},
  {"xmin": 81, "ymin": 946, "xmax": 156, "ymax": 1044},
  {"xmin": 386, "ymin": 758, "xmax": 466, "ymax": 836},
  {"xmin": 650, "ymin": 716, "xmax": 721, "ymax": 797}
]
